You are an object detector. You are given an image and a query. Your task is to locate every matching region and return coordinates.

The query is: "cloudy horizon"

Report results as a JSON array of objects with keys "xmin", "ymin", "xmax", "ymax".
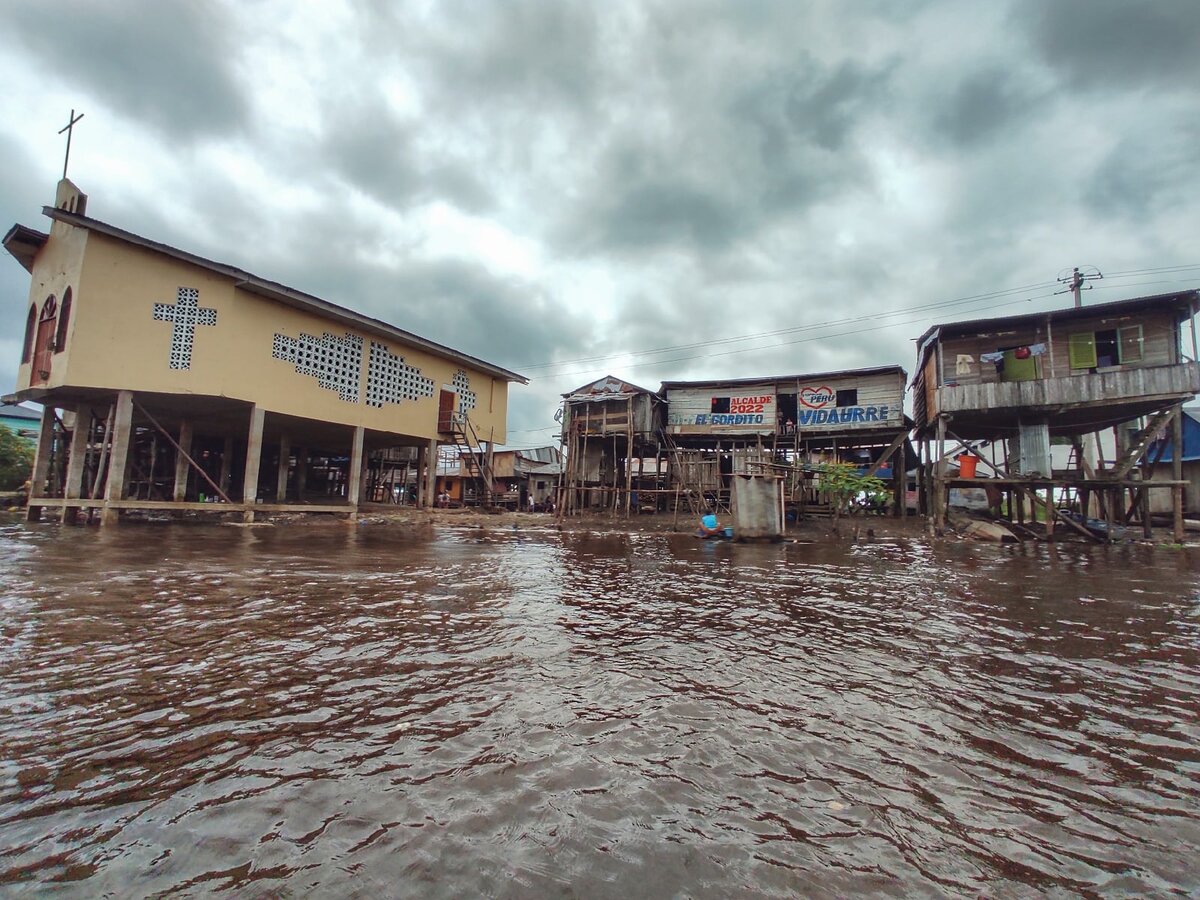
[{"xmin": 2, "ymin": 0, "xmax": 1198, "ymax": 445}]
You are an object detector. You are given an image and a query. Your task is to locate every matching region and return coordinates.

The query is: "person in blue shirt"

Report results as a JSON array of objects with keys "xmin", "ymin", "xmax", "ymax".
[{"xmin": 697, "ymin": 509, "xmax": 723, "ymax": 538}]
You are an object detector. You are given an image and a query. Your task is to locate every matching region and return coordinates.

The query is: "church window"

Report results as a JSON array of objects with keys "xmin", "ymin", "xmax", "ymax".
[
  {"xmin": 54, "ymin": 288, "xmax": 72, "ymax": 353},
  {"xmin": 21, "ymin": 305, "xmax": 36, "ymax": 362}
]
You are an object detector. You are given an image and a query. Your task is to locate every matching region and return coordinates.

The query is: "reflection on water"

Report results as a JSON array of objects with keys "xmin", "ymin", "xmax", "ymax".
[{"xmin": 0, "ymin": 518, "xmax": 1198, "ymax": 896}]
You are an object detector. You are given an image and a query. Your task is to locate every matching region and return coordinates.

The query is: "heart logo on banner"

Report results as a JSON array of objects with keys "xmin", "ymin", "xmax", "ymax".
[{"xmin": 799, "ymin": 386, "xmax": 834, "ymax": 408}]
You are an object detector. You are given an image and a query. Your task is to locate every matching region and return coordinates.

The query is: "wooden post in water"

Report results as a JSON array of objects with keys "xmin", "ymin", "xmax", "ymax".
[
  {"xmin": 1173, "ymin": 402, "xmax": 1185, "ymax": 542},
  {"xmin": 935, "ymin": 416, "xmax": 947, "ymax": 535},
  {"xmin": 242, "ymin": 405, "xmax": 265, "ymax": 523}
]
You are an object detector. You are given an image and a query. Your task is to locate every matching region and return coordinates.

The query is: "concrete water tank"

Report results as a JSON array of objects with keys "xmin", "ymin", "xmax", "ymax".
[{"xmin": 731, "ymin": 474, "xmax": 784, "ymax": 542}]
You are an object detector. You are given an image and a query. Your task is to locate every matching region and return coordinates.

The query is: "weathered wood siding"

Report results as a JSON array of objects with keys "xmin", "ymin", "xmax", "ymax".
[
  {"xmin": 665, "ymin": 370, "xmax": 904, "ymax": 437},
  {"xmin": 665, "ymin": 382, "xmax": 776, "ymax": 436},
  {"xmin": 941, "ymin": 362, "xmax": 1200, "ymax": 413},
  {"xmin": 566, "ymin": 395, "xmax": 659, "ymax": 436}
]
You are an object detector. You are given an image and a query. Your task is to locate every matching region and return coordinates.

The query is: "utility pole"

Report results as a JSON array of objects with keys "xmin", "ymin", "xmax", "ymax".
[{"xmin": 1055, "ymin": 265, "xmax": 1103, "ymax": 308}]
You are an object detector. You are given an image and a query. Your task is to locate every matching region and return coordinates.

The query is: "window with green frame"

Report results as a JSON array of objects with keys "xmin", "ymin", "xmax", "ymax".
[{"xmin": 1068, "ymin": 325, "xmax": 1143, "ymax": 370}]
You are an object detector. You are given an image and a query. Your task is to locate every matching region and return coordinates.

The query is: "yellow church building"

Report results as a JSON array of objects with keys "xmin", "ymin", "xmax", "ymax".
[{"xmin": 4, "ymin": 179, "xmax": 526, "ymax": 523}]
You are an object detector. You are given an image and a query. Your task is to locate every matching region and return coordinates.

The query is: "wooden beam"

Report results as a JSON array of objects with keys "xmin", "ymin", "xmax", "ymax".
[{"xmin": 133, "ymin": 401, "xmax": 231, "ymax": 505}]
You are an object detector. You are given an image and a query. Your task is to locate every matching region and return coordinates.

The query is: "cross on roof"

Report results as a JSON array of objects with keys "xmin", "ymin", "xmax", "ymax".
[
  {"xmin": 58, "ymin": 109, "xmax": 84, "ymax": 180},
  {"xmin": 152, "ymin": 287, "xmax": 217, "ymax": 370}
]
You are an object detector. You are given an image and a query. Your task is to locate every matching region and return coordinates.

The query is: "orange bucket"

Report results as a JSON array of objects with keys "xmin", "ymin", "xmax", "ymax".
[{"xmin": 958, "ymin": 453, "xmax": 979, "ymax": 478}]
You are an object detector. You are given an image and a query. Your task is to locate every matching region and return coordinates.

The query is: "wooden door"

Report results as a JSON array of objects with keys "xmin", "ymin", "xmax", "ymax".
[
  {"xmin": 438, "ymin": 390, "xmax": 457, "ymax": 432},
  {"xmin": 31, "ymin": 298, "xmax": 57, "ymax": 386}
]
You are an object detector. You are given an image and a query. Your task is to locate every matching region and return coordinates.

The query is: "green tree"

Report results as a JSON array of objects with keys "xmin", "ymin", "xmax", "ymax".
[
  {"xmin": 0, "ymin": 424, "xmax": 35, "ymax": 491},
  {"xmin": 817, "ymin": 462, "xmax": 889, "ymax": 520}
]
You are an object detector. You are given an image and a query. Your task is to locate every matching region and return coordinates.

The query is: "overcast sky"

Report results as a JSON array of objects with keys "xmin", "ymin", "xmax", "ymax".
[{"xmin": 2, "ymin": 0, "xmax": 1198, "ymax": 444}]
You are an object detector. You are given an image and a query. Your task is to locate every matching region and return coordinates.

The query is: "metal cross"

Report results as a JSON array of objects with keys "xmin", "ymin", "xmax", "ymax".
[
  {"xmin": 153, "ymin": 287, "xmax": 217, "ymax": 370},
  {"xmin": 58, "ymin": 109, "xmax": 84, "ymax": 180}
]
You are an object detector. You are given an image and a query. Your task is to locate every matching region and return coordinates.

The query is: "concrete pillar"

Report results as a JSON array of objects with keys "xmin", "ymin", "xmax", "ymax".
[
  {"xmin": 424, "ymin": 439, "xmax": 438, "ymax": 508},
  {"xmin": 242, "ymin": 405, "xmax": 265, "ymax": 523},
  {"xmin": 62, "ymin": 407, "xmax": 92, "ymax": 524},
  {"xmin": 25, "ymin": 406, "xmax": 56, "ymax": 521},
  {"xmin": 100, "ymin": 391, "xmax": 134, "ymax": 526},
  {"xmin": 173, "ymin": 419, "xmax": 193, "ymax": 502},
  {"xmin": 347, "ymin": 426, "xmax": 365, "ymax": 509},
  {"xmin": 276, "ymin": 433, "xmax": 291, "ymax": 502},
  {"xmin": 295, "ymin": 447, "xmax": 309, "ymax": 499},
  {"xmin": 219, "ymin": 435, "xmax": 234, "ymax": 495}
]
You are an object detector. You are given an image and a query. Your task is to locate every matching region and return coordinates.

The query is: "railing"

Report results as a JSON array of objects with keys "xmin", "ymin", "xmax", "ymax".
[{"xmin": 940, "ymin": 362, "xmax": 1200, "ymax": 414}]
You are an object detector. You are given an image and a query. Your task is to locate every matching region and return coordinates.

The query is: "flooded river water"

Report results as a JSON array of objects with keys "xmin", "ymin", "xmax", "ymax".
[{"xmin": 0, "ymin": 518, "xmax": 1198, "ymax": 897}]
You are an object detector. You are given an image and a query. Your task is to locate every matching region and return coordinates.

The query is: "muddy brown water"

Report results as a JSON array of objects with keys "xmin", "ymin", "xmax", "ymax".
[{"xmin": 0, "ymin": 518, "xmax": 1198, "ymax": 897}]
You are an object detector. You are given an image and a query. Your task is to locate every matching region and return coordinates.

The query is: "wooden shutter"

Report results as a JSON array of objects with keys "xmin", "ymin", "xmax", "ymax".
[
  {"xmin": 1068, "ymin": 332, "xmax": 1097, "ymax": 370},
  {"xmin": 1119, "ymin": 325, "xmax": 1143, "ymax": 363}
]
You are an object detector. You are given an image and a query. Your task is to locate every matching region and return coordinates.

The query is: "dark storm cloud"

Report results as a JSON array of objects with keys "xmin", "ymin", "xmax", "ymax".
[
  {"xmin": 318, "ymin": 100, "xmax": 495, "ymax": 213},
  {"xmin": 0, "ymin": 135, "xmax": 52, "ymax": 394},
  {"xmin": 1085, "ymin": 128, "xmax": 1197, "ymax": 220},
  {"xmin": 929, "ymin": 68, "xmax": 1041, "ymax": 148},
  {"xmin": 365, "ymin": 0, "xmax": 603, "ymax": 113},
  {"xmin": 3, "ymin": 0, "xmax": 248, "ymax": 140},
  {"xmin": 1016, "ymin": 0, "xmax": 1200, "ymax": 90}
]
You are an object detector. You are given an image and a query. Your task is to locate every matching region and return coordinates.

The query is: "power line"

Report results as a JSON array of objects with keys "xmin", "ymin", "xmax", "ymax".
[
  {"xmin": 516, "ymin": 279, "xmax": 1057, "ymax": 373},
  {"xmin": 526, "ymin": 290, "xmax": 1059, "ymax": 384}
]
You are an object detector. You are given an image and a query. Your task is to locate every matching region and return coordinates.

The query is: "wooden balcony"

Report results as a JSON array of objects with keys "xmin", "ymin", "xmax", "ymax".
[{"xmin": 933, "ymin": 362, "xmax": 1200, "ymax": 438}]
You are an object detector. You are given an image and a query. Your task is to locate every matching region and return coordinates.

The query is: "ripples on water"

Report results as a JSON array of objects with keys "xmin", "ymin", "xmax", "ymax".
[{"xmin": 0, "ymin": 517, "xmax": 1198, "ymax": 897}]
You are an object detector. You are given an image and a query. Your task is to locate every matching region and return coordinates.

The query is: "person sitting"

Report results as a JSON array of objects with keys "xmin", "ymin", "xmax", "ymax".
[{"xmin": 697, "ymin": 510, "xmax": 723, "ymax": 539}]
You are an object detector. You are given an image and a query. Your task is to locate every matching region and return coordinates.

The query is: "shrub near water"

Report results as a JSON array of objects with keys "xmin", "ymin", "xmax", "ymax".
[
  {"xmin": 0, "ymin": 424, "xmax": 34, "ymax": 491},
  {"xmin": 817, "ymin": 462, "xmax": 889, "ymax": 516}
]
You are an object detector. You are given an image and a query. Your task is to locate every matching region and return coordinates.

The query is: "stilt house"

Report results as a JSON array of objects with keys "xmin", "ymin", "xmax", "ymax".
[
  {"xmin": 559, "ymin": 375, "xmax": 664, "ymax": 515},
  {"xmin": 659, "ymin": 366, "xmax": 911, "ymax": 516},
  {"xmin": 5, "ymin": 179, "xmax": 526, "ymax": 523},
  {"xmin": 911, "ymin": 290, "xmax": 1200, "ymax": 539}
]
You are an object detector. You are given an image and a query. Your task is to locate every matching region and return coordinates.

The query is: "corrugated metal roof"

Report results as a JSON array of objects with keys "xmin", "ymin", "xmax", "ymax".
[
  {"xmin": 563, "ymin": 374, "xmax": 661, "ymax": 400},
  {"xmin": 659, "ymin": 365, "xmax": 906, "ymax": 391},
  {"xmin": 33, "ymin": 207, "xmax": 528, "ymax": 385},
  {"xmin": 914, "ymin": 290, "xmax": 1200, "ymax": 348}
]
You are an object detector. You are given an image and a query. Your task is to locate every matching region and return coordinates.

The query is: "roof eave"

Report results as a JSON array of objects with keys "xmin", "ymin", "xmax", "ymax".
[{"xmin": 3, "ymin": 223, "xmax": 49, "ymax": 274}]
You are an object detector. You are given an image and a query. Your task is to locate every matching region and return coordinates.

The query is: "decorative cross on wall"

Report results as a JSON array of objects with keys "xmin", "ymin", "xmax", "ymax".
[{"xmin": 153, "ymin": 287, "xmax": 217, "ymax": 370}]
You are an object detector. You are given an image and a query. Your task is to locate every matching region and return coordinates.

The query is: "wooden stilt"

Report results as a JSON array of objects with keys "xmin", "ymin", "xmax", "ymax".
[
  {"xmin": 219, "ymin": 435, "xmax": 234, "ymax": 495},
  {"xmin": 1174, "ymin": 402, "xmax": 1185, "ymax": 542}
]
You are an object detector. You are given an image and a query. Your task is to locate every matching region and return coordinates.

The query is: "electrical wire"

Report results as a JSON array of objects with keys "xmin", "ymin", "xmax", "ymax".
[{"xmin": 514, "ymin": 280, "xmax": 1057, "ymax": 372}]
